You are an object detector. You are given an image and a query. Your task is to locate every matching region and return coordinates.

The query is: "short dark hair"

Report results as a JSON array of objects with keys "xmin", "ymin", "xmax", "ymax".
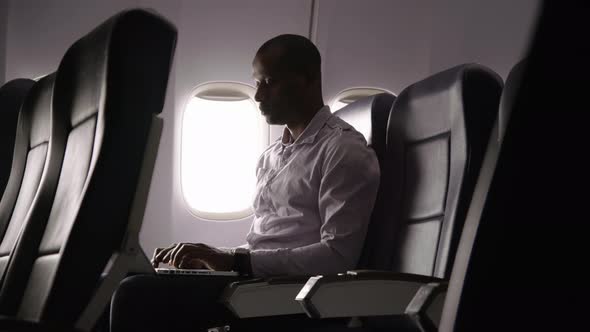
[{"xmin": 257, "ymin": 34, "xmax": 321, "ymax": 81}]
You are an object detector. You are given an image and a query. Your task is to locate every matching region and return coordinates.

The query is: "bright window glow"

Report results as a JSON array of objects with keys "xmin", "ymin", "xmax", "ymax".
[
  {"xmin": 181, "ymin": 85, "xmax": 266, "ymax": 220},
  {"xmin": 331, "ymin": 100, "xmax": 350, "ymax": 113}
]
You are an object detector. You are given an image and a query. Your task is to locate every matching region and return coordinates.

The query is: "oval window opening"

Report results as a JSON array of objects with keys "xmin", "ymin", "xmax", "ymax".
[{"xmin": 181, "ymin": 82, "xmax": 267, "ymax": 221}]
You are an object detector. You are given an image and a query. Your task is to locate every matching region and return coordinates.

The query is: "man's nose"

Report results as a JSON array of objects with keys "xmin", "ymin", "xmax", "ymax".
[{"xmin": 254, "ymin": 87, "xmax": 265, "ymax": 102}]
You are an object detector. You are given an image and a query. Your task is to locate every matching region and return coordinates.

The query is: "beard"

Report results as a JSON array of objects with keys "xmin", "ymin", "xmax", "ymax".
[{"xmin": 260, "ymin": 104, "xmax": 289, "ymax": 125}]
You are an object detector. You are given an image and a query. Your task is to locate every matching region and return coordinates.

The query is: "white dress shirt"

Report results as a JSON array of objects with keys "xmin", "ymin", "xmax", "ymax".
[{"xmin": 243, "ymin": 106, "xmax": 380, "ymax": 277}]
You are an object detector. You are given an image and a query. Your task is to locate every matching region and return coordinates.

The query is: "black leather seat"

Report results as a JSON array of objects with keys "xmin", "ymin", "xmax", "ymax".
[
  {"xmin": 0, "ymin": 9, "xmax": 176, "ymax": 331},
  {"xmin": 335, "ymin": 92, "xmax": 397, "ymax": 270},
  {"xmin": 0, "ymin": 79, "xmax": 35, "ymax": 197},
  {"xmin": 442, "ymin": 5, "xmax": 587, "ymax": 331},
  {"xmin": 438, "ymin": 60, "xmax": 524, "ymax": 332},
  {"xmin": 0, "ymin": 75, "xmax": 64, "ymax": 295},
  {"xmin": 376, "ymin": 63, "xmax": 502, "ymax": 278},
  {"xmin": 295, "ymin": 62, "xmax": 526, "ymax": 332},
  {"xmin": 443, "ymin": 2, "xmax": 590, "ymax": 329}
]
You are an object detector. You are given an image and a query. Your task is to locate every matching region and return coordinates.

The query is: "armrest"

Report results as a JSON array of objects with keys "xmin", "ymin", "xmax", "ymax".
[
  {"xmin": 221, "ymin": 276, "xmax": 311, "ymax": 318},
  {"xmin": 295, "ymin": 270, "xmax": 446, "ymax": 319},
  {"xmin": 405, "ymin": 282, "xmax": 448, "ymax": 329},
  {"xmin": 0, "ymin": 317, "xmax": 82, "ymax": 332}
]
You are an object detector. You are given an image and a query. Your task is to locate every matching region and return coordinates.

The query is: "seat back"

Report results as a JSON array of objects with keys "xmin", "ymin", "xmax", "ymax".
[
  {"xmin": 0, "ymin": 79, "xmax": 35, "ymax": 197},
  {"xmin": 372, "ymin": 64, "xmax": 502, "ymax": 277},
  {"xmin": 439, "ymin": 61, "xmax": 526, "ymax": 331},
  {"xmin": 332, "ymin": 93, "xmax": 397, "ymax": 270},
  {"xmin": 0, "ymin": 9, "xmax": 176, "ymax": 327},
  {"xmin": 0, "ymin": 75, "xmax": 65, "ymax": 288}
]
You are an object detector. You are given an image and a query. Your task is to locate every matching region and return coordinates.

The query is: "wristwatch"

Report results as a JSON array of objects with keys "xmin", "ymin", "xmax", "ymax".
[{"xmin": 232, "ymin": 247, "xmax": 252, "ymax": 277}]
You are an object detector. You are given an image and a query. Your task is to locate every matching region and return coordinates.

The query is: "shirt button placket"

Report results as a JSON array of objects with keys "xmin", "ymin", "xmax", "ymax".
[{"xmin": 282, "ymin": 146, "xmax": 292, "ymax": 165}]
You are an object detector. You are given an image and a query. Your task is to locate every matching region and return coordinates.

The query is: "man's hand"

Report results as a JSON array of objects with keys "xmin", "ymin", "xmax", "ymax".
[{"xmin": 151, "ymin": 243, "xmax": 235, "ymax": 271}]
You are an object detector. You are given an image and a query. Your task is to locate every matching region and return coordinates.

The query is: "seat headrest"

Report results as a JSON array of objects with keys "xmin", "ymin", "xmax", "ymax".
[
  {"xmin": 54, "ymin": 9, "xmax": 177, "ymax": 127},
  {"xmin": 333, "ymin": 93, "xmax": 396, "ymax": 163},
  {"xmin": 390, "ymin": 63, "xmax": 503, "ymax": 142},
  {"xmin": 498, "ymin": 60, "xmax": 527, "ymax": 140}
]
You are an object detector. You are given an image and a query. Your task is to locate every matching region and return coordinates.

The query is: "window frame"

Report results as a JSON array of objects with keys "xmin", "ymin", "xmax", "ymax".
[
  {"xmin": 179, "ymin": 81, "xmax": 267, "ymax": 221},
  {"xmin": 329, "ymin": 87, "xmax": 395, "ymax": 112}
]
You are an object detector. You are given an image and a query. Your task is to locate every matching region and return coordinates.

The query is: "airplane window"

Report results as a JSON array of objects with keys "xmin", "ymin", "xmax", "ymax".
[
  {"xmin": 181, "ymin": 82, "xmax": 267, "ymax": 221},
  {"xmin": 330, "ymin": 87, "xmax": 394, "ymax": 112}
]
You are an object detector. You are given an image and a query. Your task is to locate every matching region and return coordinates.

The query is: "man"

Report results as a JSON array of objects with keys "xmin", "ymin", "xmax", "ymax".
[
  {"xmin": 111, "ymin": 34, "xmax": 379, "ymax": 331},
  {"xmin": 152, "ymin": 34, "xmax": 379, "ymax": 277}
]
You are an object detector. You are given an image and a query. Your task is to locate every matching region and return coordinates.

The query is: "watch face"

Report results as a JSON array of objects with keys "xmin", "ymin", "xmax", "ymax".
[{"xmin": 232, "ymin": 248, "xmax": 252, "ymax": 276}]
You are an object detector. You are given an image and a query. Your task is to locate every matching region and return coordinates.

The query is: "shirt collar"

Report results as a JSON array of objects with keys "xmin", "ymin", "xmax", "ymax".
[{"xmin": 281, "ymin": 105, "xmax": 332, "ymax": 146}]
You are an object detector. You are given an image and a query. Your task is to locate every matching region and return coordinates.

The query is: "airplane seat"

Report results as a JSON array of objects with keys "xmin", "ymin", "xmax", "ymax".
[
  {"xmin": 382, "ymin": 63, "xmax": 503, "ymax": 279},
  {"xmin": 291, "ymin": 62, "xmax": 520, "ymax": 332},
  {"xmin": 0, "ymin": 9, "xmax": 176, "ymax": 331},
  {"xmin": 497, "ymin": 61, "xmax": 525, "ymax": 139},
  {"xmin": 439, "ymin": 59, "xmax": 527, "ymax": 332},
  {"xmin": 231, "ymin": 63, "xmax": 504, "ymax": 332},
  {"xmin": 332, "ymin": 93, "xmax": 396, "ymax": 270},
  {"xmin": 0, "ymin": 75, "xmax": 65, "ymax": 304},
  {"xmin": 0, "ymin": 79, "xmax": 35, "ymax": 198},
  {"xmin": 440, "ymin": 5, "xmax": 589, "ymax": 330}
]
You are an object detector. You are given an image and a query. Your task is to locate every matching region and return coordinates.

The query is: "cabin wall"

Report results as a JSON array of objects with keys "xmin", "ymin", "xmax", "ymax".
[
  {"xmin": 1, "ymin": 0, "xmax": 540, "ymax": 256},
  {"xmin": 0, "ymin": 0, "xmax": 8, "ymax": 84},
  {"xmin": 428, "ymin": 0, "xmax": 540, "ymax": 79},
  {"xmin": 317, "ymin": 0, "xmax": 435, "ymax": 102},
  {"xmin": 4, "ymin": 0, "xmax": 138, "ymax": 80},
  {"xmin": 318, "ymin": 0, "xmax": 540, "ymax": 100}
]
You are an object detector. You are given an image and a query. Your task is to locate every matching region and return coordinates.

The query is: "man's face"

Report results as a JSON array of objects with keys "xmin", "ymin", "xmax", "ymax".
[{"xmin": 252, "ymin": 48, "xmax": 307, "ymax": 125}]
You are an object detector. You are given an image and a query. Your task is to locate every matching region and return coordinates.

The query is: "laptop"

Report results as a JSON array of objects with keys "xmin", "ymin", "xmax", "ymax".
[{"xmin": 155, "ymin": 267, "xmax": 239, "ymax": 277}]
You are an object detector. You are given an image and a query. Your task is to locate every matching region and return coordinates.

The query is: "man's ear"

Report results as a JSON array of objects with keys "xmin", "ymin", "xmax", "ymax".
[
  {"xmin": 288, "ymin": 74, "xmax": 307, "ymax": 92},
  {"xmin": 294, "ymin": 73, "xmax": 307, "ymax": 85}
]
